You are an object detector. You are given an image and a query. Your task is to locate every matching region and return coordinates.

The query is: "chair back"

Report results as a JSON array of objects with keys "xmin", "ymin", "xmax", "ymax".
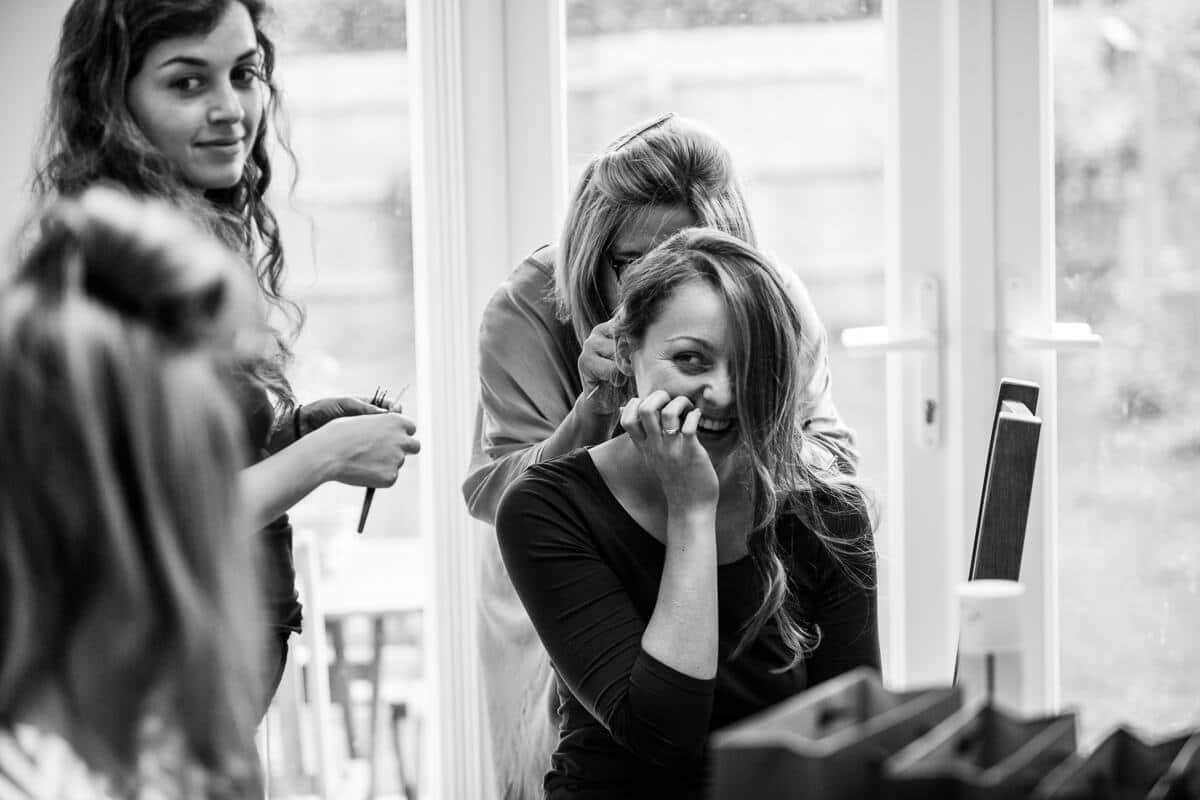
[
  {"xmin": 968, "ymin": 379, "xmax": 1042, "ymax": 581},
  {"xmin": 954, "ymin": 379, "xmax": 1042, "ymax": 684}
]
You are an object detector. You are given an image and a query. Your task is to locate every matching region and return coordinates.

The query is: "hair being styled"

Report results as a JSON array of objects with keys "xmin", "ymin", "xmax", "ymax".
[
  {"xmin": 612, "ymin": 227, "xmax": 874, "ymax": 671},
  {"xmin": 0, "ymin": 188, "xmax": 265, "ymax": 798},
  {"xmin": 34, "ymin": 0, "xmax": 298, "ymax": 404},
  {"xmin": 556, "ymin": 113, "xmax": 756, "ymax": 345}
]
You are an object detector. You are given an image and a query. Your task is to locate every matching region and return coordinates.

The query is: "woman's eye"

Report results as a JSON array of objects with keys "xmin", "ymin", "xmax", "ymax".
[
  {"xmin": 674, "ymin": 352, "xmax": 708, "ymax": 371},
  {"xmin": 232, "ymin": 66, "xmax": 262, "ymax": 86},
  {"xmin": 171, "ymin": 76, "xmax": 204, "ymax": 92}
]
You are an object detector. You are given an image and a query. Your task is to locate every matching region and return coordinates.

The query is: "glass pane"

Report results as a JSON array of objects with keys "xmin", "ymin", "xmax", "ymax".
[
  {"xmin": 1054, "ymin": 0, "xmax": 1200, "ymax": 744},
  {"xmin": 565, "ymin": 0, "xmax": 891, "ymax": 663},
  {"xmin": 266, "ymin": 1, "xmax": 423, "ymax": 796}
]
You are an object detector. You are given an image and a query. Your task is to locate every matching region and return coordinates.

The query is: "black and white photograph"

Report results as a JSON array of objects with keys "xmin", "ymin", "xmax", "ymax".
[{"xmin": 0, "ymin": 1, "xmax": 1196, "ymax": 798}]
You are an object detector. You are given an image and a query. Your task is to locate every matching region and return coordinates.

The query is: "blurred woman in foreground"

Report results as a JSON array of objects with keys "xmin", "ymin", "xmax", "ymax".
[{"xmin": 0, "ymin": 189, "xmax": 266, "ymax": 798}]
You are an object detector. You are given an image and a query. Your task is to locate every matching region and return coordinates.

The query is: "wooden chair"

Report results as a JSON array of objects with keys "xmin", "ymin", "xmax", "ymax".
[
  {"xmin": 262, "ymin": 529, "xmax": 362, "ymax": 800},
  {"xmin": 263, "ymin": 531, "xmax": 425, "ymax": 799}
]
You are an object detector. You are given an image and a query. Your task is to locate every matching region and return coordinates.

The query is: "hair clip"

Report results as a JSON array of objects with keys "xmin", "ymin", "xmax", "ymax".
[{"xmin": 611, "ymin": 111, "xmax": 676, "ymax": 151}]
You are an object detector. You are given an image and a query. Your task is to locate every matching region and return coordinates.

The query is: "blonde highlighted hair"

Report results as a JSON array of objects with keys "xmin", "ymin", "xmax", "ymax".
[
  {"xmin": 0, "ymin": 188, "xmax": 265, "ymax": 797},
  {"xmin": 613, "ymin": 227, "xmax": 875, "ymax": 671},
  {"xmin": 556, "ymin": 113, "xmax": 756, "ymax": 344}
]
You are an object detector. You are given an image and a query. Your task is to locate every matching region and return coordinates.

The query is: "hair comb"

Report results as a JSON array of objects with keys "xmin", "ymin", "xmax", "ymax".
[{"xmin": 356, "ymin": 384, "xmax": 407, "ymax": 534}]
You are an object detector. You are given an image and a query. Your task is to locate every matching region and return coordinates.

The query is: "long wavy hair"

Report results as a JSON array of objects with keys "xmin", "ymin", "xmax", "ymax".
[
  {"xmin": 557, "ymin": 113, "xmax": 756, "ymax": 345},
  {"xmin": 613, "ymin": 227, "xmax": 875, "ymax": 671},
  {"xmin": 34, "ymin": 0, "xmax": 298, "ymax": 406},
  {"xmin": 0, "ymin": 189, "xmax": 265, "ymax": 797}
]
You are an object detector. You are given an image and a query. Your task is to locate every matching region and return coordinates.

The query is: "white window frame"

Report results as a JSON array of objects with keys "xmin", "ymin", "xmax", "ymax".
[
  {"xmin": 410, "ymin": 0, "xmax": 1062, "ymax": 795},
  {"xmin": 989, "ymin": 0, "xmax": 1060, "ymax": 715},
  {"xmin": 883, "ymin": 0, "xmax": 1060, "ymax": 707},
  {"xmin": 407, "ymin": 2, "xmax": 564, "ymax": 799}
]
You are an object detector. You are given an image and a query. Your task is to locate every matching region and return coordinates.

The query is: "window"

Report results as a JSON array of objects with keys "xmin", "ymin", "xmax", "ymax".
[
  {"xmin": 266, "ymin": 2, "xmax": 424, "ymax": 796},
  {"xmin": 564, "ymin": 0, "xmax": 893, "ymax": 663},
  {"xmin": 1053, "ymin": 0, "xmax": 1200, "ymax": 743}
]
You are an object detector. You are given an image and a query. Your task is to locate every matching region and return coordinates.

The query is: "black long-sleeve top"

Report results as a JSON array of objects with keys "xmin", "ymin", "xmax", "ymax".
[
  {"xmin": 227, "ymin": 368, "xmax": 303, "ymax": 637},
  {"xmin": 496, "ymin": 448, "xmax": 879, "ymax": 799}
]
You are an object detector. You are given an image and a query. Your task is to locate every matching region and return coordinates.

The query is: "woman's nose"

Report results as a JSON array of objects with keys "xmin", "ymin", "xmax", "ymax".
[
  {"xmin": 207, "ymin": 83, "xmax": 245, "ymax": 125},
  {"xmin": 699, "ymin": 366, "xmax": 733, "ymax": 409}
]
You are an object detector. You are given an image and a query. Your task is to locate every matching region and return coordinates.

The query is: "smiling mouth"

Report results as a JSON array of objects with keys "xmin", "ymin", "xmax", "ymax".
[
  {"xmin": 197, "ymin": 138, "xmax": 243, "ymax": 148},
  {"xmin": 697, "ymin": 416, "xmax": 735, "ymax": 434}
]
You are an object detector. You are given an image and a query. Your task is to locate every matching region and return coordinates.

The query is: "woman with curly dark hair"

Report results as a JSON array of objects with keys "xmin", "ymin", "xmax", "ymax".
[{"xmin": 33, "ymin": 0, "xmax": 421, "ymax": 712}]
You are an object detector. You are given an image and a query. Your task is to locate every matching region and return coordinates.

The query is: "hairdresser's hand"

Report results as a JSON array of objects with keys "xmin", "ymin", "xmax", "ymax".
[
  {"xmin": 267, "ymin": 396, "xmax": 394, "ymax": 453},
  {"xmin": 621, "ymin": 390, "xmax": 718, "ymax": 512},
  {"xmin": 577, "ymin": 319, "xmax": 622, "ymax": 415},
  {"xmin": 317, "ymin": 412, "xmax": 421, "ymax": 488},
  {"xmin": 299, "ymin": 395, "xmax": 404, "ymax": 436}
]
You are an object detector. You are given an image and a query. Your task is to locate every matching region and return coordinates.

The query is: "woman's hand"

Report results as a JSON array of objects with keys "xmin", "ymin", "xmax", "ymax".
[
  {"xmin": 577, "ymin": 319, "xmax": 622, "ymax": 415},
  {"xmin": 300, "ymin": 395, "xmax": 398, "ymax": 434},
  {"xmin": 268, "ymin": 395, "xmax": 400, "ymax": 453},
  {"xmin": 625, "ymin": 391, "xmax": 722, "ymax": 682},
  {"xmin": 621, "ymin": 390, "xmax": 718, "ymax": 513},
  {"xmin": 315, "ymin": 411, "xmax": 421, "ymax": 488}
]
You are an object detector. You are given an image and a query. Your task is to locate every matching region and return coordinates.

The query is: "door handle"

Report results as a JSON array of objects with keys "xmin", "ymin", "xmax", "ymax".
[
  {"xmin": 840, "ymin": 326, "xmax": 937, "ymax": 355},
  {"xmin": 1007, "ymin": 321, "xmax": 1102, "ymax": 351},
  {"xmin": 838, "ymin": 275, "xmax": 942, "ymax": 448}
]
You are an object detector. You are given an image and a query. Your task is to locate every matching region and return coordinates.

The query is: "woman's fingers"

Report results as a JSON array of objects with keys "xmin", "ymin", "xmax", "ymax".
[
  {"xmin": 349, "ymin": 396, "xmax": 389, "ymax": 414},
  {"xmin": 579, "ymin": 348, "xmax": 616, "ymax": 385},
  {"xmin": 579, "ymin": 321, "xmax": 617, "ymax": 383},
  {"xmin": 586, "ymin": 322, "xmax": 615, "ymax": 358},
  {"xmin": 636, "ymin": 390, "xmax": 671, "ymax": 438},
  {"xmin": 680, "ymin": 407, "xmax": 702, "ymax": 436},
  {"xmin": 658, "ymin": 395, "xmax": 694, "ymax": 436},
  {"xmin": 582, "ymin": 321, "xmax": 616, "ymax": 362},
  {"xmin": 620, "ymin": 396, "xmax": 645, "ymax": 441},
  {"xmin": 579, "ymin": 351, "xmax": 616, "ymax": 385},
  {"xmin": 389, "ymin": 413, "xmax": 417, "ymax": 436},
  {"xmin": 578, "ymin": 321, "xmax": 624, "ymax": 414},
  {"xmin": 624, "ymin": 393, "xmax": 703, "ymax": 445}
]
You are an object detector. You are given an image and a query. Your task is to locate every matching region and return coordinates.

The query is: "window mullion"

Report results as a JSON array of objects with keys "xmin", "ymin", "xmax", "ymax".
[
  {"xmin": 992, "ymin": 0, "xmax": 1059, "ymax": 714},
  {"xmin": 885, "ymin": 0, "xmax": 961, "ymax": 689},
  {"xmin": 408, "ymin": 2, "xmax": 494, "ymax": 798},
  {"xmin": 409, "ymin": 2, "xmax": 567, "ymax": 799}
]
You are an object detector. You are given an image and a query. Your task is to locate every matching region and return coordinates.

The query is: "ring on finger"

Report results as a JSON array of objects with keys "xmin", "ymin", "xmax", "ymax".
[{"xmin": 662, "ymin": 426, "xmax": 680, "ymax": 435}]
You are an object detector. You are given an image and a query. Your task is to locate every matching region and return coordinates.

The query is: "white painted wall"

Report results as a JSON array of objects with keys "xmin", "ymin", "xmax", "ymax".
[{"xmin": 0, "ymin": 0, "xmax": 69, "ymax": 262}]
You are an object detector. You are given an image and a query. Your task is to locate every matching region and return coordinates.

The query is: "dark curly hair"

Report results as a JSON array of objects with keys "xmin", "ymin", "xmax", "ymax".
[{"xmin": 34, "ymin": 0, "xmax": 300, "ymax": 405}]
